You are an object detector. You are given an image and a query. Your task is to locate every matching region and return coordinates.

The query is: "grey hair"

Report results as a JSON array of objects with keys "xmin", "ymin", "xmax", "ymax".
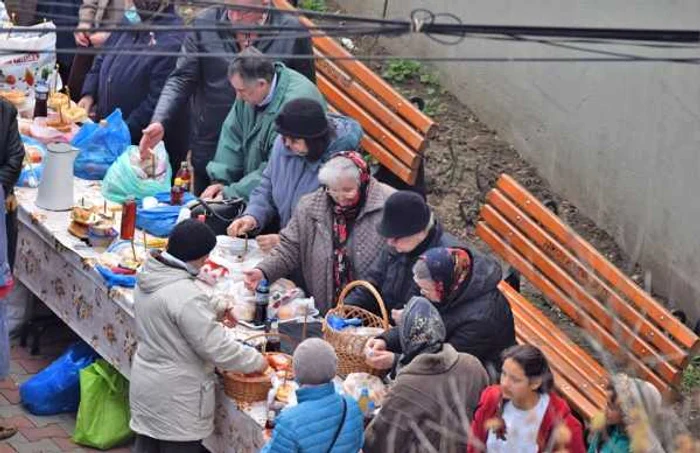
[
  {"xmin": 318, "ymin": 156, "xmax": 362, "ymax": 187},
  {"xmin": 412, "ymin": 258, "xmax": 433, "ymax": 281},
  {"xmin": 227, "ymin": 47, "xmax": 275, "ymax": 83}
]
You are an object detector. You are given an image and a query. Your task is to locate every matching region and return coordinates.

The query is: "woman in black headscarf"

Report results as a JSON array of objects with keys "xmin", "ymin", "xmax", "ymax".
[{"xmin": 364, "ymin": 297, "xmax": 489, "ymax": 453}]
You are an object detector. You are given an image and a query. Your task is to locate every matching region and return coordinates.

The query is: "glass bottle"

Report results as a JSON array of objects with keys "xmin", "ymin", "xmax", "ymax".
[{"xmin": 120, "ymin": 197, "xmax": 136, "ymax": 240}]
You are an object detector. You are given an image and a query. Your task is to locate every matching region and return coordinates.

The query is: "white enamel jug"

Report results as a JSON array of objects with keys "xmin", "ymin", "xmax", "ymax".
[{"xmin": 36, "ymin": 143, "xmax": 79, "ymax": 211}]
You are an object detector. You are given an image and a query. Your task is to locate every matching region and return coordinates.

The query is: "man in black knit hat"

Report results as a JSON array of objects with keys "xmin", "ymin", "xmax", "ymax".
[
  {"xmin": 344, "ymin": 190, "xmax": 464, "ymax": 315},
  {"xmin": 130, "ymin": 219, "xmax": 266, "ymax": 452}
]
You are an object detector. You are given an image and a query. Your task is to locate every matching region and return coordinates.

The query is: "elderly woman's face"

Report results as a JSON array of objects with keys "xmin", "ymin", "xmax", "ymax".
[
  {"xmin": 226, "ymin": 0, "xmax": 267, "ymax": 25},
  {"xmin": 326, "ymin": 177, "xmax": 360, "ymax": 207},
  {"xmin": 282, "ymin": 136, "xmax": 308, "ymax": 156},
  {"xmin": 414, "ymin": 277, "xmax": 441, "ymax": 302}
]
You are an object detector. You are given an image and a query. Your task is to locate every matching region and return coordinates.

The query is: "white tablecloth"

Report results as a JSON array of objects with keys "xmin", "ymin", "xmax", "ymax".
[{"xmin": 13, "ymin": 179, "xmax": 268, "ymax": 452}]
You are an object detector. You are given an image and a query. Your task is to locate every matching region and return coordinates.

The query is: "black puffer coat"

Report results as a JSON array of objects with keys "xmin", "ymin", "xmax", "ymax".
[
  {"xmin": 380, "ymin": 247, "xmax": 516, "ymax": 372},
  {"xmin": 344, "ymin": 222, "xmax": 462, "ymax": 313},
  {"xmin": 151, "ymin": 7, "xmax": 315, "ymax": 174}
]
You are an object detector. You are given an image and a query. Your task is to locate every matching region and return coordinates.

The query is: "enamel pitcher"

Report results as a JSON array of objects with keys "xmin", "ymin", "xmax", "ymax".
[{"xmin": 36, "ymin": 143, "xmax": 79, "ymax": 211}]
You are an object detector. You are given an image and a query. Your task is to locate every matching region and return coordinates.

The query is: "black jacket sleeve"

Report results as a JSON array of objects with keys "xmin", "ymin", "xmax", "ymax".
[
  {"xmin": 0, "ymin": 102, "xmax": 25, "ymax": 193},
  {"xmin": 151, "ymin": 30, "xmax": 200, "ymax": 127}
]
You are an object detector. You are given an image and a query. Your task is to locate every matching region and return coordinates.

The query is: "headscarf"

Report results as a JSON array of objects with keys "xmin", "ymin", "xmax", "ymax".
[
  {"xmin": 610, "ymin": 374, "xmax": 665, "ymax": 453},
  {"xmin": 398, "ymin": 296, "xmax": 446, "ymax": 366},
  {"xmin": 329, "ymin": 151, "xmax": 370, "ymax": 302},
  {"xmin": 418, "ymin": 247, "xmax": 472, "ymax": 302}
]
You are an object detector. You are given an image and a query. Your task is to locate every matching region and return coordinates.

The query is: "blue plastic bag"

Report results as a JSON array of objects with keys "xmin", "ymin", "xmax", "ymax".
[
  {"xmin": 17, "ymin": 136, "xmax": 46, "ymax": 188},
  {"xmin": 72, "ymin": 109, "xmax": 131, "ymax": 180},
  {"xmin": 96, "ymin": 265, "xmax": 137, "ymax": 289},
  {"xmin": 136, "ymin": 192, "xmax": 196, "ymax": 238},
  {"xmin": 20, "ymin": 342, "xmax": 99, "ymax": 415}
]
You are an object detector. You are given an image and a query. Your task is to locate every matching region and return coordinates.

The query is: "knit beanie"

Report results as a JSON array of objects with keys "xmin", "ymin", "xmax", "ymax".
[
  {"xmin": 293, "ymin": 338, "xmax": 337, "ymax": 386},
  {"xmin": 166, "ymin": 219, "xmax": 217, "ymax": 262},
  {"xmin": 275, "ymin": 98, "xmax": 329, "ymax": 139},
  {"xmin": 377, "ymin": 191, "xmax": 431, "ymax": 238}
]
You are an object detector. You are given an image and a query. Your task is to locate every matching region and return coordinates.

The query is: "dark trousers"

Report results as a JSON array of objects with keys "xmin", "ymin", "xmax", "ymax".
[
  {"xmin": 193, "ymin": 164, "xmax": 211, "ymax": 197},
  {"xmin": 67, "ymin": 53, "xmax": 95, "ymax": 102},
  {"xmin": 133, "ymin": 434, "xmax": 205, "ymax": 453}
]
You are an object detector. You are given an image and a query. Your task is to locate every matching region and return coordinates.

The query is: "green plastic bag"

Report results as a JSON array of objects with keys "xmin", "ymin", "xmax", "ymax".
[
  {"xmin": 72, "ymin": 359, "xmax": 133, "ymax": 450},
  {"xmin": 101, "ymin": 143, "xmax": 172, "ymax": 204}
]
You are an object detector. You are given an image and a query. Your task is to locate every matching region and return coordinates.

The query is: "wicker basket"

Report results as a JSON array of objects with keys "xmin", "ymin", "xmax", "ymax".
[
  {"xmin": 222, "ymin": 332, "xmax": 294, "ymax": 404},
  {"xmin": 323, "ymin": 280, "xmax": 390, "ymax": 378}
]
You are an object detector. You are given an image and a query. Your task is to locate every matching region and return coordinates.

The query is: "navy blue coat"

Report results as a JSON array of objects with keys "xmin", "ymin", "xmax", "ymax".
[{"xmin": 82, "ymin": 7, "xmax": 189, "ymax": 167}]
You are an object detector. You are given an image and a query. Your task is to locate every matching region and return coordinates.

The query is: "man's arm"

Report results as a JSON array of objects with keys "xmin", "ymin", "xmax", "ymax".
[{"xmin": 151, "ymin": 30, "xmax": 200, "ymax": 128}]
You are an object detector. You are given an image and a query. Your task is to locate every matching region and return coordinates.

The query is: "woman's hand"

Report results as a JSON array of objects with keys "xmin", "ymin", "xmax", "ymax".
[
  {"xmin": 256, "ymin": 234, "xmax": 280, "ymax": 253},
  {"xmin": 77, "ymin": 95, "xmax": 94, "ymax": 113},
  {"xmin": 74, "ymin": 22, "xmax": 90, "ymax": 46},
  {"xmin": 88, "ymin": 32, "xmax": 110, "ymax": 47},
  {"xmin": 140, "ymin": 122, "xmax": 165, "ymax": 157},
  {"xmin": 201, "ymin": 183, "xmax": 225, "ymax": 200},
  {"xmin": 243, "ymin": 268, "xmax": 264, "ymax": 291},
  {"xmin": 227, "ymin": 215, "xmax": 257, "ymax": 237},
  {"xmin": 366, "ymin": 338, "xmax": 387, "ymax": 352},
  {"xmin": 365, "ymin": 350, "xmax": 395, "ymax": 370}
]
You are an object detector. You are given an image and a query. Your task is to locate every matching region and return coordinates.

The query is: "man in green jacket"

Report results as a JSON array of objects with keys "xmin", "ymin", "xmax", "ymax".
[{"xmin": 202, "ymin": 47, "xmax": 325, "ymax": 201}]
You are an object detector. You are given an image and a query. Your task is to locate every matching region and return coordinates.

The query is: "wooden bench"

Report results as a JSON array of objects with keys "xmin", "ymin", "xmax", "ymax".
[
  {"xmin": 477, "ymin": 174, "xmax": 700, "ymax": 418},
  {"xmin": 273, "ymin": 0, "xmax": 436, "ymax": 185}
]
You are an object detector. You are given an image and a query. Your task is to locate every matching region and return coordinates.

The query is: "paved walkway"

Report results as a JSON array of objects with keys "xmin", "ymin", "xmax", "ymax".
[{"xmin": 0, "ymin": 330, "xmax": 132, "ymax": 453}]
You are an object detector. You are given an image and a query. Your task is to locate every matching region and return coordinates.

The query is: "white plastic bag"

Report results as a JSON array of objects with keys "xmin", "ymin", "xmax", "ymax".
[{"xmin": 0, "ymin": 21, "xmax": 58, "ymax": 98}]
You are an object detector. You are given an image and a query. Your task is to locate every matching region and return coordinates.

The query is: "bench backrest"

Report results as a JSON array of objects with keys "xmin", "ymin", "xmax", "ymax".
[
  {"xmin": 477, "ymin": 174, "xmax": 699, "ymax": 393},
  {"xmin": 272, "ymin": 0, "xmax": 435, "ymax": 185}
]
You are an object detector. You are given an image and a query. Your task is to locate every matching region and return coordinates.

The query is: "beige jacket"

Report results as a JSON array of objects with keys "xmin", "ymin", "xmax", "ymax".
[
  {"xmin": 129, "ymin": 252, "xmax": 266, "ymax": 441},
  {"xmin": 257, "ymin": 178, "xmax": 395, "ymax": 314},
  {"xmin": 364, "ymin": 345, "xmax": 490, "ymax": 453},
  {"xmin": 79, "ymin": 0, "xmax": 125, "ymax": 26}
]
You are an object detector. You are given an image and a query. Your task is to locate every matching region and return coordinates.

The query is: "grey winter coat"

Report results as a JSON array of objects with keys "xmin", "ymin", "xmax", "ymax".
[
  {"xmin": 244, "ymin": 114, "xmax": 363, "ymax": 231},
  {"xmin": 256, "ymin": 179, "xmax": 395, "ymax": 314},
  {"xmin": 129, "ymin": 252, "xmax": 266, "ymax": 441}
]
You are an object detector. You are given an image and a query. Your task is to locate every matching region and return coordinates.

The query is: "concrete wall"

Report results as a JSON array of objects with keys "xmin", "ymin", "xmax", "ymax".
[{"xmin": 337, "ymin": 0, "xmax": 700, "ymax": 321}]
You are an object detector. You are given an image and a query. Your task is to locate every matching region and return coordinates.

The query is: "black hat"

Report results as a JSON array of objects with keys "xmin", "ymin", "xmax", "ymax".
[
  {"xmin": 167, "ymin": 219, "xmax": 217, "ymax": 262},
  {"xmin": 275, "ymin": 98, "xmax": 329, "ymax": 138},
  {"xmin": 377, "ymin": 191, "xmax": 431, "ymax": 238}
]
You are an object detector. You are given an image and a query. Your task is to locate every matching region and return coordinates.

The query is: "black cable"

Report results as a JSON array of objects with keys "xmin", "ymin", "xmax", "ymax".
[{"xmin": 0, "ymin": 46, "xmax": 697, "ymax": 64}]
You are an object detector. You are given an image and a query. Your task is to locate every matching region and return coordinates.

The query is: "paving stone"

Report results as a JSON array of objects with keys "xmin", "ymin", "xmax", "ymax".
[
  {"xmin": 7, "ymin": 364, "xmax": 23, "ymax": 377},
  {"xmin": 0, "ymin": 442, "xmax": 17, "ymax": 452},
  {"xmin": 0, "ymin": 381, "xmax": 16, "ymax": 392},
  {"xmin": 9, "ymin": 438, "xmax": 62, "ymax": 453},
  {"xmin": 9, "ymin": 376, "xmax": 30, "ymax": 386},
  {"xmin": 16, "ymin": 360, "xmax": 52, "ymax": 376},
  {"xmin": 0, "ymin": 397, "xmax": 12, "ymax": 408},
  {"xmin": 19, "ymin": 425, "xmax": 69, "ymax": 443},
  {"xmin": 0, "ymin": 407, "xmax": 31, "ymax": 419},
  {"xmin": 0, "ymin": 390, "xmax": 19, "ymax": 406},
  {"xmin": 22, "ymin": 415, "xmax": 67, "ymax": 430},
  {"xmin": 49, "ymin": 437, "xmax": 81, "ymax": 452},
  {"xmin": 0, "ymin": 417, "xmax": 35, "ymax": 430}
]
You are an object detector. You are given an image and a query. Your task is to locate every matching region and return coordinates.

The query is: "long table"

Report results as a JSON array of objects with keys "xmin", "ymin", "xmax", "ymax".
[{"xmin": 13, "ymin": 180, "xmax": 268, "ymax": 452}]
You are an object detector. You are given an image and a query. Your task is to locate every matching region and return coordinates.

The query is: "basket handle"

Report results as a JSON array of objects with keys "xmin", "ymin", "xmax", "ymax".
[{"xmin": 337, "ymin": 280, "xmax": 390, "ymax": 330}]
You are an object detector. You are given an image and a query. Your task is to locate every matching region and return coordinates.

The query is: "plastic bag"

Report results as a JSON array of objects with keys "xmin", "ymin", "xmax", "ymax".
[
  {"xmin": 101, "ymin": 143, "xmax": 171, "ymax": 204},
  {"xmin": 72, "ymin": 109, "xmax": 130, "ymax": 180},
  {"xmin": 19, "ymin": 342, "xmax": 99, "ymax": 415},
  {"xmin": 72, "ymin": 359, "xmax": 133, "ymax": 449},
  {"xmin": 136, "ymin": 191, "xmax": 195, "ymax": 238},
  {"xmin": 0, "ymin": 21, "xmax": 56, "ymax": 97},
  {"xmin": 17, "ymin": 135, "xmax": 46, "ymax": 188}
]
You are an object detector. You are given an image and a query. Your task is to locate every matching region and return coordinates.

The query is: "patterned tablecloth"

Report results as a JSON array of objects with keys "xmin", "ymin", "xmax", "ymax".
[{"xmin": 13, "ymin": 179, "xmax": 269, "ymax": 453}]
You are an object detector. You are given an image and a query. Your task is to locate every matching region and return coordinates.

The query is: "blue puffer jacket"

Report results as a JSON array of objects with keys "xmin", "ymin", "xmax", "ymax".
[
  {"xmin": 244, "ymin": 114, "xmax": 362, "ymax": 231},
  {"xmin": 261, "ymin": 383, "xmax": 364, "ymax": 453}
]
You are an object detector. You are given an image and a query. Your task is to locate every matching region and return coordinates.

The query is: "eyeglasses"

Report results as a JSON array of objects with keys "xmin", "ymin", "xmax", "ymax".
[{"xmin": 324, "ymin": 187, "xmax": 358, "ymax": 197}]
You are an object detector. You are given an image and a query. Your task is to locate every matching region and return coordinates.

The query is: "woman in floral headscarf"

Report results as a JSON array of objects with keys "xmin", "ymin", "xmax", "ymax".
[
  {"xmin": 245, "ymin": 152, "xmax": 394, "ymax": 313},
  {"xmin": 364, "ymin": 297, "xmax": 489, "ymax": 453},
  {"xmin": 366, "ymin": 246, "xmax": 515, "ymax": 376}
]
